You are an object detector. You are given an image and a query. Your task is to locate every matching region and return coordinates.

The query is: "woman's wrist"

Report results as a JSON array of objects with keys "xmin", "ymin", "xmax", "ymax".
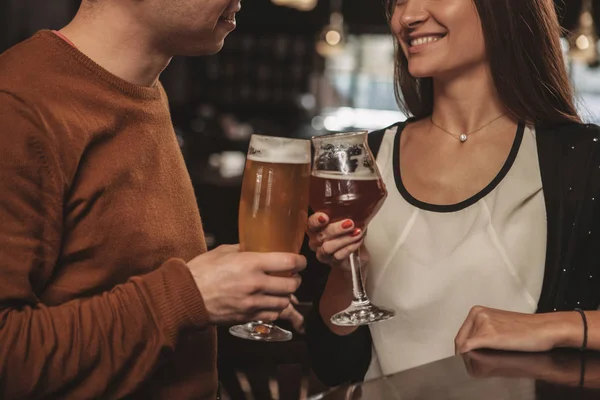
[
  {"xmin": 549, "ymin": 311, "xmax": 586, "ymax": 349},
  {"xmin": 336, "ymin": 259, "xmax": 368, "ymax": 284},
  {"xmin": 320, "ymin": 268, "xmax": 361, "ymax": 336}
]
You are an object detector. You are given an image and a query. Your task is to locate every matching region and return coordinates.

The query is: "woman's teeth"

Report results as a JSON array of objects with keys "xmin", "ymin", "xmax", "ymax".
[{"xmin": 410, "ymin": 36, "xmax": 442, "ymax": 47}]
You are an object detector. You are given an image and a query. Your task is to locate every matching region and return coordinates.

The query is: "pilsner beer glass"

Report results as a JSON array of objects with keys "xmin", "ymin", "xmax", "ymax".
[
  {"xmin": 310, "ymin": 131, "xmax": 395, "ymax": 326},
  {"xmin": 229, "ymin": 134, "xmax": 311, "ymax": 342}
]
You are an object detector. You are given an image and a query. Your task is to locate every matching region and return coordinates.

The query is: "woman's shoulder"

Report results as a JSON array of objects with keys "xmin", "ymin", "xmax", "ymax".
[
  {"xmin": 537, "ymin": 121, "xmax": 600, "ymax": 142},
  {"xmin": 367, "ymin": 119, "xmax": 414, "ymax": 140},
  {"xmin": 367, "ymin": 121, "xmax": 407, "ymax": 156},
  {"xmin": 368, "ymin": 120, "xmax": 406, "ymax": 136}
]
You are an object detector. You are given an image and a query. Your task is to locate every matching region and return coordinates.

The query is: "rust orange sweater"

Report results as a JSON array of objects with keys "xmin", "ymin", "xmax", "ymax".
[{"xmin": 0, "ymin": 31, "xmax": 216, "ymax": 399}]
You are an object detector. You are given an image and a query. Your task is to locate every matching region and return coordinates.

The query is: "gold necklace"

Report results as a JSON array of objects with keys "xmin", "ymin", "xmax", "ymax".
[{"xmin": 430, "ymin": 113, "xmax": 506, "ymax": 143}]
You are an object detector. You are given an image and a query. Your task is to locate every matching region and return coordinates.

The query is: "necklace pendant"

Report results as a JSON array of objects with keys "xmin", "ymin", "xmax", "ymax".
[{"xmin": 459, "ymin": 133, "xmax": 468, "ymax": 143}]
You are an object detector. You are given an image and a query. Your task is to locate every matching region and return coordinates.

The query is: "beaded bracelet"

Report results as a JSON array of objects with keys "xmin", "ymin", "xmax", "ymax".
[{"xmin": 574, "ymin": 308, "xmax": 588, "ymax": 351}]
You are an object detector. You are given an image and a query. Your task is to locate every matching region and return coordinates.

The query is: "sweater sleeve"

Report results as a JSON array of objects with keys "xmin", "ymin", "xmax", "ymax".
[{"xmin": 0, "ymin": 92, "xmax": 210, "ymax": 399}]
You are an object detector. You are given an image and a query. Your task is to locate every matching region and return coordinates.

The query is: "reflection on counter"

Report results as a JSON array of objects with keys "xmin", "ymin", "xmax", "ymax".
[{"xmin": 313, "ymin": 350, "xmax": 600, "ymax": 400}]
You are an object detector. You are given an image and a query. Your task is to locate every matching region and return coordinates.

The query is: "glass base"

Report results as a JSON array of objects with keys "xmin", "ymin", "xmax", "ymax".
[
  {"xmin": 229, "ymin": 321, "xmax": 293, "ymax": 342},
  {"xmin": 331, "ymin": 301, "xmax": 396, "ymax": 327}
]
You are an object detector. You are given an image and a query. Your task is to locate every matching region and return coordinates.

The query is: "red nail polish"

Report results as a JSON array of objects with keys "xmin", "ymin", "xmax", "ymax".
[
  {"xmin": 318, "ymin": 215, "xmax": 327, "ymax": 224},
  {"xmin": 342, "ymin": 220, "xmax": 353, "ymax": 229},
  {"xmin": 351, "ymin": 228, "xmax": 362, "ymax": 237}
]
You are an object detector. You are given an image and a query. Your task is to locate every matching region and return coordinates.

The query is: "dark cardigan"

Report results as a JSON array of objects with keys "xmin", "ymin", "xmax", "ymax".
[{"xmin": 306, "ymin": 121, "xmax": 600, "ymax": 387}]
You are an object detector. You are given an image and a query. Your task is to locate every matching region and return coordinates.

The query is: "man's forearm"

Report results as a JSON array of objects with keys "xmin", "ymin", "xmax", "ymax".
[{"xmin": 0, "ymin": 259, "xmax": 207, "ymax": 399}]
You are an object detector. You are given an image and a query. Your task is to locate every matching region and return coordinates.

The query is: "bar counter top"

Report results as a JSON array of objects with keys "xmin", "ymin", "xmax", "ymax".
[{"xmin": 312, "ymin": 349, "xmax": 600, "ymax": 399}]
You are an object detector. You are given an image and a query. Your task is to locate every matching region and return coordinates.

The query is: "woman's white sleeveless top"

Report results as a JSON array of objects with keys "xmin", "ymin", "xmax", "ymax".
[{"xmin": 363, "ymin": 124, "xmax": 546, "ymax": 379}]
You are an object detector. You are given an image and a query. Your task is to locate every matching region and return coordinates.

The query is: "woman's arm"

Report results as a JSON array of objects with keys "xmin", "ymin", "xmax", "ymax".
[
  {"xmin": 454, "ymin": 306, "xmax": 595, "ymax": 354},
  {"xmin": 319, "ymin": 264, "xmax": 365, "ymax": 336},
  {"xmin": 304, "ymin": 212, "xmax": 373, "ymax": 386},
  {"xmin": 306, "ymin": 286, "xmax": 373, "ymax": 387}
]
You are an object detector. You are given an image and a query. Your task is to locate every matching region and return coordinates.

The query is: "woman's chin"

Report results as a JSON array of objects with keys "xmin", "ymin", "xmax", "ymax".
[
  {"xmin": 408, "ymin": 68, "xmax": 433, "ymax": 79},
  {"xmin": 407, "ymin": 62, "xmax": 437, "ymax": 79}
]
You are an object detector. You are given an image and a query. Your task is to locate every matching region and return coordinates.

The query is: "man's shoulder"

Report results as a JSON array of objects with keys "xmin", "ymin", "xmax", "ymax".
[
  {"xmin": 0, "ymin": 38, "xmax": 41, "ymax": 127},
  {"xmin": 0, "ymin": 31, "xmax": 66, "ymax": 98},
  {"xmin": 0, "ymin": 32, "xmax": 44, "ymax": 77}
]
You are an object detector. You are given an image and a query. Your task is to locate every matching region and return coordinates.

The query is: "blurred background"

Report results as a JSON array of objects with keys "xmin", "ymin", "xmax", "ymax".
[{"xmin": 1, "ymin": 0, "xmax": 600, "ymax": 398}]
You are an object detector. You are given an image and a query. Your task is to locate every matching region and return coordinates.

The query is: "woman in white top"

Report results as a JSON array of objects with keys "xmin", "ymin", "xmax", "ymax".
[{"xmin": 305, "ymin": 0, "xmax": 600, "ymax": 386}]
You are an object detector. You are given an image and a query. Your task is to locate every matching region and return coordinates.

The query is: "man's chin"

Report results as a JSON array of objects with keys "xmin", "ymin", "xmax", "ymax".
[
  {"xmin": 175, "ymin": 41, "xmax": 224, "ymax": 57},
  {"xmin": 204, "ymin": 41, "xmax": 225, "ymax": 55}
]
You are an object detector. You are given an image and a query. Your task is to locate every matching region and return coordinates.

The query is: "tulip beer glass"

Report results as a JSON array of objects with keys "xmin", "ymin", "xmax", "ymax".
[{"xmin": 310, "ymin": 131, "xmax": 395, "ymax": 326}]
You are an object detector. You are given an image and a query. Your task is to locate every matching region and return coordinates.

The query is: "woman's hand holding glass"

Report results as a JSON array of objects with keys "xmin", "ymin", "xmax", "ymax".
[{"xmin": 306, "ymin": 212, "xmax": 367, "ymax": 269}]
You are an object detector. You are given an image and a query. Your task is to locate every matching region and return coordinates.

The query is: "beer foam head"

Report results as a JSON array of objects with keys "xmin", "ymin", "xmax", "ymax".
[
  {"xmin": 247, "ymin": 134, "xmax": 311, "ymax": 164},
  {"xmin": 312, "ymin": 171, "xmax": 379, "ymax": 180}
]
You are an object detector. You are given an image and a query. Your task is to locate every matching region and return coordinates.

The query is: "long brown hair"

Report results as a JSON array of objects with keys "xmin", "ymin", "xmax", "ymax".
[{"xmin": 384, "ymin": 0, "xmax": 581, "ymax": 125}]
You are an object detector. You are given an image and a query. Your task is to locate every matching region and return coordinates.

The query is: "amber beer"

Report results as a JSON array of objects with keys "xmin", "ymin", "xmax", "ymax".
[
  {"xmin": 309, "ymin": 172, "xmax": 387, "ymax": 229},
  {"xmin": 238, "ymin": 137, "xmax": 310, "ymax": 255},
  {"xmin": 232, "ymin": 135, "xmax": 310, "ymax": 342}
]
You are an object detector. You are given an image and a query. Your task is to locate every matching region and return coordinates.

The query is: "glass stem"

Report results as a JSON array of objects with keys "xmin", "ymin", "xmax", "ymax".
[{"xmin": 349, "ymin": 250, "xmax": 370, "ymax": 306}]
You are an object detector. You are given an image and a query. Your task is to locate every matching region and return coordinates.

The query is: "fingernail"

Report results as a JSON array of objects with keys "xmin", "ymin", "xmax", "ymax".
[
  {"xmin": 342, "ymin": 220, "xmax": 353, "ymax": 229},
  {"xmin": 351, "ymin": 228, "xmax": 362, "ymax": 237},
  {"xmin": 318, "ymin": 215, "xmax": 327, "ymax": 224}
]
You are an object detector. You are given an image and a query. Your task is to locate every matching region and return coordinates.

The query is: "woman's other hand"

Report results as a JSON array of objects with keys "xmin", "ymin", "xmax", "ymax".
[{"xmin": 454, "ymin": 306, "xmax": 583, "ymax": 354}]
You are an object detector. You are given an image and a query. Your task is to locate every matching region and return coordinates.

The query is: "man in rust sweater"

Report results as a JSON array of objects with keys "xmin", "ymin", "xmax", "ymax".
[{"xmin": 0, "ymin": 0, "xmax": 306, "ymax": 399}]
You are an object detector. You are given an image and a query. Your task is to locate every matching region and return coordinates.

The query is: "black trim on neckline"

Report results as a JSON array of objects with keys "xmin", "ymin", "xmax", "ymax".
[{"xmin": 392, "ymin": 122, "xmax": 526, "ymax": 213}]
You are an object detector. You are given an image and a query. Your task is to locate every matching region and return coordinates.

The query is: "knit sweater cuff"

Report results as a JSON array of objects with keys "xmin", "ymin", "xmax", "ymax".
[{"xmin": 139, "ymin": 258, "xmax": 211, "ymax": 343}]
